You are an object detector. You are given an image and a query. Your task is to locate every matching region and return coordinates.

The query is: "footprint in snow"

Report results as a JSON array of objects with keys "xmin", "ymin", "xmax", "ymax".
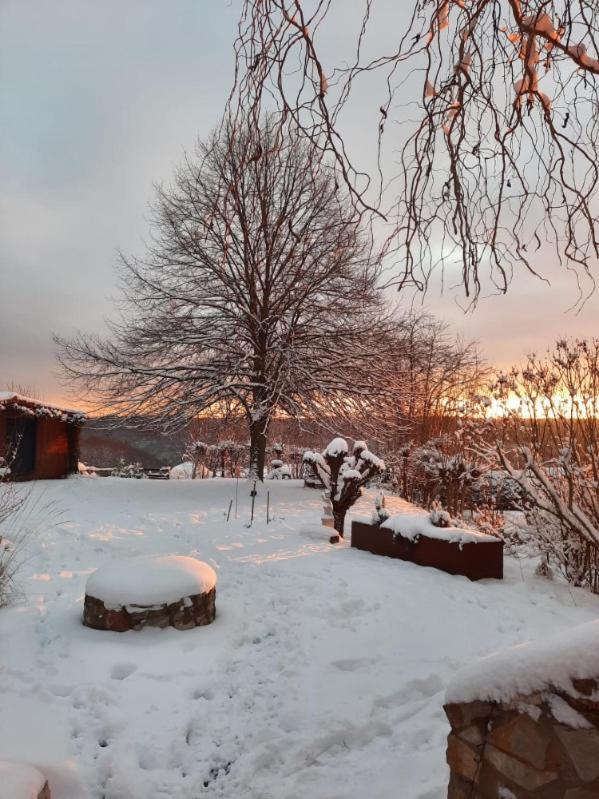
[
  {"xmin": 331, "ymin": 657, "xmax": 375, "ymax": 672},
  {"xmin": 110, "ymin": 662, "xmax": 138, "ymax": 680}
]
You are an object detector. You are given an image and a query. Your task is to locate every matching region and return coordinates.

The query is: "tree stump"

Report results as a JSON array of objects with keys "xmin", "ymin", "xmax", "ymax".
[{"xmin": 83, "ymin": 555, "xmax": 217, "ymax": 632}]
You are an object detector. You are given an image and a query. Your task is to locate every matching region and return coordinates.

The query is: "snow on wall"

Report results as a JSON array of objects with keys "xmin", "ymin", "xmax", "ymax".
[{"xmin": 446, "ymin": 618, "xmax": 599, "ymax": 705}]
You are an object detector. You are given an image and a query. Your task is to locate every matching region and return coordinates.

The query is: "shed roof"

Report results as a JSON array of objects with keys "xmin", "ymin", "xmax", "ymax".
[{"xmin": 0, "ymin": 392, "xmax": 86, "ymax": 425}]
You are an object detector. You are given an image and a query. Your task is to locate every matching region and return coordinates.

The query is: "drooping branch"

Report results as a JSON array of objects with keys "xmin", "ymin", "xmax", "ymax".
[{"xmin": 230, "ymin": 1, "xmax": 599, "ymax": 300}]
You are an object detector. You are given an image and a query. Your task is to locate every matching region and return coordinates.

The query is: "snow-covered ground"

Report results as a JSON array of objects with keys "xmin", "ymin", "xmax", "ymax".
[{"xmin": 2, "ymin": 478, "xmax": 599, "ymax": 799}]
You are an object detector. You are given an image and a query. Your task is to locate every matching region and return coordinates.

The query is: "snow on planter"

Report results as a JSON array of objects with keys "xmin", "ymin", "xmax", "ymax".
[
  {"xmin": 381, "ymin": 511, "xmax": 499, "ymax": 546},
  {"xmin": 351, "ymin": 505, "xmax": 503, "ymax": 580},
  {"xmin": 0, "ymin": 761, "xmax": 50, "ymax": 799},
  {"xmin": 444, "ymin": 620, "xmax": 599, "ymax": 799},
  {"xmin": 83, "ymin": 555, "xmax": 217, "ymax": 632}
]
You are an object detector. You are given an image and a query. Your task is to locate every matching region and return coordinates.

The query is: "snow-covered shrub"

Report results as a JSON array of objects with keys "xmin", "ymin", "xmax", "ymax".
[
  {"xmin": 429, "ymin": 502, "xmax": 451, "ymax": 528},
  {"xmin": 371, "ymin": 495, "xmax": 390, "ymax": 526},
  {"xmin": 390, "ymin": 433, "xmax": 486, "ymax": 517},
  {"xmin": 268, "ymin": 459, "xmax": 292, "ymax": 479},
  {"xmin": 287, "ymin": 446, "xmax": 306, "ymax": 478},
  {"xmin": 0, "ymin": 476, "xmax": 25, "ymax": 607},
  {"xmin": 111, "ymin": 458, "xmax": 144, "ymax": 478},
  {"xmin": 207, "ymin": 440, "xmax": 248, "ymax": 477},
  {"xmin": 303, "ymin": 438, "xmax": 385, "ymax": 535},
  {"xmin": 184, "ymin": 440, "xmax": 210, "ymax": 479},
  {"xmin": 0, "ymin": 462, "xmax": 60, "ymax": 607}
]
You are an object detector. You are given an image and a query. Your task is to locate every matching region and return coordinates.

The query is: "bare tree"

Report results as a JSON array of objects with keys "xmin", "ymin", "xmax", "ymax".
[
  {"xmin": 379, "ymin": 314, "xmax": 489, "ymax": 450},
  {"xmin": 58, "ymin": 117, "xmax": 390, "ymax": 479},
  {"xmin": 231, "ymin": 1, "xmax": 599, "ymax": 299}
]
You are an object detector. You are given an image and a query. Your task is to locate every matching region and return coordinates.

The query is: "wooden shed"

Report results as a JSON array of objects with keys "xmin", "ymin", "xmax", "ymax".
[{"xmin": 0, "ymin": 393, "xmax": 85, "ymax": 480}]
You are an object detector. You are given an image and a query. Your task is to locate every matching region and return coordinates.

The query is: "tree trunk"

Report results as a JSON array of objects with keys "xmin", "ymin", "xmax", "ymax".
[
  {"xmin": 333, "ymin": 507, "xmax": 346, "ymax": 536},
  {"xmin": 249, "ymin": 418, "xmax": 269, "ymax": 481}
]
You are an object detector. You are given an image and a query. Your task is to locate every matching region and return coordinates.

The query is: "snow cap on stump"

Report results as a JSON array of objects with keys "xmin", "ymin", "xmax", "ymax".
[
  {"xmin": 84, "ymin": 555, "xmax": 217, "ymax": 632},
  {"xmin": 0, "ymin": 761, "xmax": 50, "ymax": 799}
]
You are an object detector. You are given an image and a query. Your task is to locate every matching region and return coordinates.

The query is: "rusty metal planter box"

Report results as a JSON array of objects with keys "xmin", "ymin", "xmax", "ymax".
[{"xmin": 351, "ymin": 520, "xmax": 503, "ymax": 581}]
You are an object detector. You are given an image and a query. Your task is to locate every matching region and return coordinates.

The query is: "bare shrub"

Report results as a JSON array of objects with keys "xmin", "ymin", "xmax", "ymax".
[{"xmin": 488, "ymin": 339, "xmax": 599, "ymax": 591}]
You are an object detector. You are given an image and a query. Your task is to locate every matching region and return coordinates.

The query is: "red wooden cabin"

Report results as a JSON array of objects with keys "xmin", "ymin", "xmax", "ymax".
[{"xmin": 0, "ymin": 393, "xmax": 85, "ymax": 480}]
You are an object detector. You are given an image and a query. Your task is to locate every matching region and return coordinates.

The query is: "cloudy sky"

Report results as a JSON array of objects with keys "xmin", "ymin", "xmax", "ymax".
[{"xmin": 2, "ymin": 1, "xmax": 598, "ymax": 406}]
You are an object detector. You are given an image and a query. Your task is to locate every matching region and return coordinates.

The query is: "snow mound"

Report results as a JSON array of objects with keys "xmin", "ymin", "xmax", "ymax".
[
  {"xmin": 446, "ymin": 618, "xmax": 599, "ymax": 705},
  {"xmin": 170, "ymin": 462, "xmax": 194, "ymax": 479},
  {"xmin": 85, "ymin": 555, "xmax": 217, "ymax": 609},
  {"xmin": 299, "ymin": 524, "xmax": 333, "ymax": 541},
  {"xmin": 0, "ymin": 761, "xmax": 46, "ymax": 799},
  {"xmin": 382, "ymin": 511, "xmax": 498, "ymax": 545}
]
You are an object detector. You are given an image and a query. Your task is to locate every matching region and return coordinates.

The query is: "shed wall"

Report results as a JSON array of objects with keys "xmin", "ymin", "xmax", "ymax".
[{"xmin": 0, "ymin": 411, "xmax": 78, "ymax": 479}]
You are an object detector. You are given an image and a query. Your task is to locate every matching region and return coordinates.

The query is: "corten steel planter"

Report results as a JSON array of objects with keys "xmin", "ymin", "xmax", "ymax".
[{"xmin": 351, "ymin": 520, "xmax": 503, "ymax": 580}]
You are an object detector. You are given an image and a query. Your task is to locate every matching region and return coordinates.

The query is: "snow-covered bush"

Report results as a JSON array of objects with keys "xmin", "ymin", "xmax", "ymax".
[
  {"xmin": 286, "ymin": 446, "xmax": 306, "ymax": 478},
  {"xmin": 0, "ymin": 458, "xmax": 60, "ymax": 607},
  {"xmin": 0, "ymin": 475, "xmax": 26, "ymax": 607},
  {"xmin": 111, "ymin": 458, "xmax": 144, "ymax": 478},
  {"xmin": 184, "ymin": 440, "xmax": 210, "ymax": 479},
  {"xmin": 303, "ymin": 438, "xmax": 384, "ymax": 535},
  {"xmin": 371, "ymin": 495, "xmax": 390, "ymax": 526},
  {"xmin": 207, "ymin": 440, "xmax": 248, "ymax": 477},
  {"xmin": 268, "ymin": 459, "xmax": 292, "ymax": 479},
  {"xmin": 429, "ymin": 502, "xmax": 451, "ymax": 528}
]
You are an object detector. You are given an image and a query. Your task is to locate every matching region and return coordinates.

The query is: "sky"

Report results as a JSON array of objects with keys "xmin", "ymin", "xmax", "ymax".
[{"xmin": 1, "ymin": 0, "xmax": 598, "ymax": 406}]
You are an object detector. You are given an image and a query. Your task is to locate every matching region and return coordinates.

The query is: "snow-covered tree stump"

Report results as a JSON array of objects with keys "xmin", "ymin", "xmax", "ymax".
[
  {"xmin": 0, "ymin": 761, "xmax": 50, "ymax": 799},
  {"xmin": 83, "ymin": 555, "xmax": 217, "ymax": 632}
]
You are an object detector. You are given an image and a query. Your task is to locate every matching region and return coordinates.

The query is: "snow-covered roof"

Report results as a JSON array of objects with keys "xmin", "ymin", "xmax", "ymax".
[
  {"xmin": 0, "ymin": 392, "xmax": 86, "ymax": 424},
  {"xmin": 446, "ymin": 618, "xmax": 599, "ymax": 705}
]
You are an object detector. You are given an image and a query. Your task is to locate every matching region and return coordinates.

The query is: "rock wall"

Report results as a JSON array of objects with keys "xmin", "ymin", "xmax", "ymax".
[
  {"xmin": 445, "ymin": 678, "xmax": 599, "ymax": 798},
  {"xmin": 83, "ymin": 587, "xmax": 216, "ymax": 632}
]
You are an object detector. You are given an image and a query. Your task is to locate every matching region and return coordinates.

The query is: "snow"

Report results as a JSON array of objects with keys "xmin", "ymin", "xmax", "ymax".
[
  {"xmin": 0, "ymin": 761, "xmax": 46, "ymax": 799},
  {"xmin": 170, "ymin": 462, "xmax": 194, "ymax": 480},
  {"xmin": 382, "ymin": 510, "xmax": 499, "ymax": 544},
  {"xmin": 342, "ymin": 468, "xmax": 362, "ymax": 481},
  {"xmin": 1, "ymin": 478, "xmax": 599, "ymax": 798},
  {"xmin": 170, "ymin": 462, "xmax": 212, "ymax": 479},
  {"xmin": 299, "ymin": 524, "xmax": 334, "ymax": 541},
  {"xmin": 85, "ymin": 555, "xmax": 217, "ymax": 609},
  {"xmin": 325, "ymin": 437, "xmax": 348, "ymax": 457},
  {"xmin": 356, "ymin": 448, "xmax": 384, "ymax": 471},
  {"xmin": 446, "ymin": 618, "xmax": 599, "ymax": 706}
]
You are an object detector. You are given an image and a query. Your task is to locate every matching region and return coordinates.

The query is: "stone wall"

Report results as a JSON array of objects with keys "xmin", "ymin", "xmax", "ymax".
[
  {"xmin": 445, "ymin": 678, "xmax": 599, "ymax": 798},
  {"xmin": 83, "ymin": 587, "xmax": 216, "ymax": 632}
]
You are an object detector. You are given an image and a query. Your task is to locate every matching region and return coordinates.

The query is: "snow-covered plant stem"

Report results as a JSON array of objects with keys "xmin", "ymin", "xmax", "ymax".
[{"xmin": 304, "ymin": 438, "xmax": 385, "ymax": 536}]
